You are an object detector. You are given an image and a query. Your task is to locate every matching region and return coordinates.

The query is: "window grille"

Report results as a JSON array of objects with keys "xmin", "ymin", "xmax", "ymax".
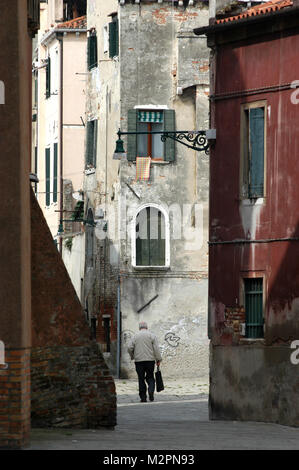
[{"xmin": 244, "ymin": 277, "xmax": 264, "ymax": 338}]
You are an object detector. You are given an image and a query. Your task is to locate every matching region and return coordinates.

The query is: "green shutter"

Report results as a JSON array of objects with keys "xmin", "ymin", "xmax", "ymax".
[
  {"xmin": 109, "ymin": 20, "xmax": 118, "ymax": 58},
  {"xmin": 93, "ymin": 120, "xmax": 98, "ymax": 167},
  {"xmin": 86, "ymin": 121, "xmax": 94, "ymax": 166},
  {"xmin": 53, "ymin": 143, "xmax": 58, "ymax": 203},
  {"xmin": 88, "ymin": 34, "xmax": 98, "ymax": 70},
  {"xmin": 249, "ymin": 107, "xmax": 264, "ymax": 198},
  {"xmin": 87, "ymin": 36, "xmax": 91, "ymax": 68},
  {"xmin": 136, "ymin": 207, "xmax": 165, "ymax": 266},
  {"xmin": 149, "ymin": 209, "xmax": 165, "ymax": 266},
  {"xmin": 45, "ymin": 148, "xmax": 50, "ymax": 206},
  {"xmin": 127, "ymin": 109, "xmax": 138, "ymax": 161},
  {"xmin": 115, "ymin": 18, "xmax": 119, "ymax": 57},
  {"xmin": 164, "ymin": 109, "xmax": 175, "ymax": 162},
  {"xmin": 46, "ymin": 57, "xmax": 51, "ymax": 99},
  {"xmin": 244, "ymin": 278, "xmax": 264, "ymax": 338},
  {"xmin": 34, "ymin": 146, "xmax": 38, "ymax": 193},
  {"xmin": 86, "ymin": 120, "xmax": 98, "ymax": 167}
]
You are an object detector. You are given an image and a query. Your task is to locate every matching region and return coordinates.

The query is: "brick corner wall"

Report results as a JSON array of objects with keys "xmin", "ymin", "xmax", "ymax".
[{"xmin": 30, "ymin": 188, "xmax": 116, "ymax": 429}]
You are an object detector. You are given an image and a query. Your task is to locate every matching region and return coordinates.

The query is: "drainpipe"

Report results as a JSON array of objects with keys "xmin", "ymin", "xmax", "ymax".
[{"xmin": 57, "ymin": 34, "xmax": 64, "ymax": 254}]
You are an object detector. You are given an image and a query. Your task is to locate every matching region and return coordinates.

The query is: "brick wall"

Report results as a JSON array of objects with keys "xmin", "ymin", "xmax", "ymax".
[
  {"xmin": 96, "ymin": 239, "xmax": 118, "ymax": 349},
  {"xmin": 0, "ymin": 349, "xmax": 31, "ymax": 448},
  {"xmin": 31, "ymin": 189, "xmax": 116, "ymax": 429}
]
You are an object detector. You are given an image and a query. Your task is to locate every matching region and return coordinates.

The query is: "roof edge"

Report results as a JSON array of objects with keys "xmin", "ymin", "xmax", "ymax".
[{"xmin": 194, "ymin": 5, "xmax": 299, "ymax": 36}]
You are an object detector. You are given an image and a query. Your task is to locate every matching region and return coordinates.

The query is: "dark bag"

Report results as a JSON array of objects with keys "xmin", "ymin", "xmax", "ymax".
[{"xmin": 155, "ymin": 366, "xmax": 164, "ymax": 392}]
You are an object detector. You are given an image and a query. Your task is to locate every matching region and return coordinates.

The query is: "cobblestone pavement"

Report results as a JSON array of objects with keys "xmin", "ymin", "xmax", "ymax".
[
  {"xmin": 27, "ymin": 377, "xmax": 299, "ymax": 450},
  {"xmin": 115, "ymin": 378, "xmax": 209, "ymax": 404}
]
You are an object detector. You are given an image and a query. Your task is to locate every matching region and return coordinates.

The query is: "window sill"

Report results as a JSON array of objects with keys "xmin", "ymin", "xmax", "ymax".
[
  {"xmin": 132, "ymin": 266, "xmax": 170, "ymax": 271},
  {"xmin": 132, "ymin": 160, "xmax": 170, "ymax": 165},
  {"xmin": 239, "ymin": 338, "xmax": 265, "ymax": 345},
  {"xmin": 239, "ymin": 197, "xmax": 265, "ymax": 206}
]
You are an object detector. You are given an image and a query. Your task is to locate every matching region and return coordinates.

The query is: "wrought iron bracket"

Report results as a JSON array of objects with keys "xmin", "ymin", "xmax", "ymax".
[{"xmin": 117, "ymin": 129, "xmax": 213, "ymax": 154}]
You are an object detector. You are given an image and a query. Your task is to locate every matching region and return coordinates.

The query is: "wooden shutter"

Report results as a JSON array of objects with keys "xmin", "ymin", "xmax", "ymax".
[
  {"xmin": 115, "ymin": 19, "xmax": 119, "ymax": 57},
  {"xmin": 45, "ymin": 148, "xmax": 50, "ymax": 206},
  {"xmin": 109, "ymin": 21, "xmax": 117, "ymax": 58},
  {"xmin": 164, "ymin": 109, "xmax": 175, "ymax": 162},
  {"xmin": 149, "ymin": 209, "xmax": 165, "ymax": 266},
  {"xmin": 88, "ymin": 34, "xmax": 98, "ymax": 70},
  {"xmin": 86, "ymin": 120, "xmax": 97, "ymax": 166},
  {"xmin": 46, "ymin": 57, "xmax": 51, "ymax": 99},
  {"xmin": 53, "ymin": 143, "xmax": 58, "ymax": 203},
  {"xmin": 127, "ymin": 109, "xmax": 138, "ymax": 161},
  {"xmin": 136, "ymin": 207, "xmax": 150, "ymax": 266},
  {"xmin": 93, "ymin": 120, "xmax": 98, "ymax": 167},
  {"xmin": 249, "ymin": 107, "xmax": 264, "ymax": 197}
]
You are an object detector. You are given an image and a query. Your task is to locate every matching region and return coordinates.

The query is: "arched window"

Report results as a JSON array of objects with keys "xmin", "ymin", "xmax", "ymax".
[{"xmin": 132, "ymin": 204, "xmax": 170, "ymax": 268}]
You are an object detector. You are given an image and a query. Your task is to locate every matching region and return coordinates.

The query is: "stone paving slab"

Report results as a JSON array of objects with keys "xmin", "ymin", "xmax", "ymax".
[
  {"xmin": 115, "ymin": 378, "xmax": 209, "ymax": 403},
  {"xmin": 27, "ymin": 378, "xmax": 299, "ymax": 450}
]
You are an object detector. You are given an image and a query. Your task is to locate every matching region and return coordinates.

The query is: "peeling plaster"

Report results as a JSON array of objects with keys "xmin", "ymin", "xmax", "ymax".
[{"xmin": 239, "ymin": 198, "xmax": 263, "ymax": 240}]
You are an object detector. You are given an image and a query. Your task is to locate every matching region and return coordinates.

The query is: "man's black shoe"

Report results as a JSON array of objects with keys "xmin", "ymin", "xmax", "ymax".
[
  {"xmin": 149, "ymin": 393, "xmax": 154, "ymax": 402},
  {"xmin": 140, "ymin": 398, "xmax": 147, "ymax": 402}
]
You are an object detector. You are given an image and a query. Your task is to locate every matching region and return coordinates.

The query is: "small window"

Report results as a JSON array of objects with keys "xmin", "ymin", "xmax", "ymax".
[
  {"xmin": 127, "ymin": 109, "xmax": 176, "ymax": 162},
  {"xmin": 137, "ymin": 111, "xmax": 164, "ymax": 160},
  {"xmin": 87, "ymin": 32, "xmax": 98, "ymax": 70},
  {"xmin": 136, "ymin": 206, "xmax": 166, "ymax": 267},
  {"xmin": 244, "ymin": 277, "xmax": 264, "ymax": 338},
  {"xmin": 85, "ymin": 119, "xmax": 98, "ymax": 168},
  {"xmin": 45, "ymin": 56, "xmax": 51, "ymax": 99},
  {"xmin": 241, "ymin": 102, "xmax": 266, "ymax": 198},
  {"xmin": 109, "ymin": 16, "xmax": 119, "ymax": 58},
  {"xmin": 103, "ymin": 316, "xmax": 111, "ymax": 353},
  {"xmin": 103, "ymin": 24, "xmax": 109, "ymax": 54}
]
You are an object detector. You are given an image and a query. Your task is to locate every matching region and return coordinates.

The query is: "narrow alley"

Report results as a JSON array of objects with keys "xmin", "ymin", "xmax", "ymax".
[{"xmin": 27, "ymin": 379, "xmax": 299, "ymax": 450}]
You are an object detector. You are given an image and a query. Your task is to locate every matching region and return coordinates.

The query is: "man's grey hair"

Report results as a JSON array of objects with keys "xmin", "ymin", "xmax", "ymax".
[{"xmin": 139, "ymin": 321, "xmax": 148, "ymax": 330}]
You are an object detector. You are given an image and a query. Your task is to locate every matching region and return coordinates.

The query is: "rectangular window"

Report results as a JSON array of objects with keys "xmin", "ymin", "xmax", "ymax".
[
  {"xmin": 103, "ymin": 24, "xmax": 109, "ymax": 54},
  {"xmin": 137, "ymin": 111, "xmax": 164, "ymax": 160},
  {"xmin": 241, "ymin": 102, "xmax": 266, "ymax": 198},
  {"xmin": 85, "ymin": 119, "xmax": 98, "ymax": 167},
  {"xmin": 109, "ymin": 16, "xmax": 119, "ymax": 59},
  {"xmin": 53, "ymin": 142, "xmax": 58, "ymax": 203},
  {"xmin": 127, "ymin": 109, "xmax": 176, "ymax": 162},
  {"xmin": 45, "ymin": 147, "xmax": 51, "ymax": 206},
  {"xmin": 46, "ymin": 56, "xmax": 51, "ymax": 99},
  {"xmin": 103, "ymin": 316, "xmax": 111, "ymax": 353},
  {"xmin": 244, "ymin": 277, "xmax": 264, "ymax": 339},
  {"xmin": 87, "ymin": 33, "xmax": 98, "ymax": 70}
]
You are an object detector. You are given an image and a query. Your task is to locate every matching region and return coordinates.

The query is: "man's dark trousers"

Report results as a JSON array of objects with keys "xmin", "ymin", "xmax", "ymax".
[{"xmin": 135, "ymin": 361, "xmax": 155, "ymax": 401}]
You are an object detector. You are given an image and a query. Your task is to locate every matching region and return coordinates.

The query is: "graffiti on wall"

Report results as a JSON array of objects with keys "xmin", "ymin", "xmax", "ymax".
[
  {"xmin": 122, "ymin": 330, "xmax": 134, "ymax": 345},
  {"xmin": 164, "ymin": 332, "xmax": 181, "ymax": 348}
]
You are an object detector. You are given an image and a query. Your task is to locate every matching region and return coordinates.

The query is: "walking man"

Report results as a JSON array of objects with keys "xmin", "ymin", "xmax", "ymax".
[{"xmin": 128, "ymin": 322, "xmax": 162, "ymax": 402}]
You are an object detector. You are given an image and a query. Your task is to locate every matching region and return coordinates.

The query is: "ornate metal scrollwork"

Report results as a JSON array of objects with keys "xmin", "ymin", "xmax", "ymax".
[{"xmin": 161, "ymin": 131, "xmax": 209, "ymax": 154}]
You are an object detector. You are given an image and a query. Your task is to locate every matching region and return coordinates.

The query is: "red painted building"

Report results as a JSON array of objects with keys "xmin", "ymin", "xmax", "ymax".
[{"xmin": 195, "ymin": 0, "xmax": 299, "ymax": 426}]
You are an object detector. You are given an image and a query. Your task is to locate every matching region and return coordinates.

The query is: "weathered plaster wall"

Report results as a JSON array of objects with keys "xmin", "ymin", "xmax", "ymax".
[
  {"xmin": 210, "ymin": 345, "xmax": 299, "ymax": 426},
  {"xmin": 86, "ymin": 0, "xmax": 210, "ymax": 379},
  {"xmin": 118, "ymin": 1, "xmax": 210, "ymax": 378},
  {"xmin": 208, "ymin": 19, "xmax": 299, "ymax": 425},
  {"xmin": 121, "ymin": 276, "xmax": 209, "ymax": 379}
]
